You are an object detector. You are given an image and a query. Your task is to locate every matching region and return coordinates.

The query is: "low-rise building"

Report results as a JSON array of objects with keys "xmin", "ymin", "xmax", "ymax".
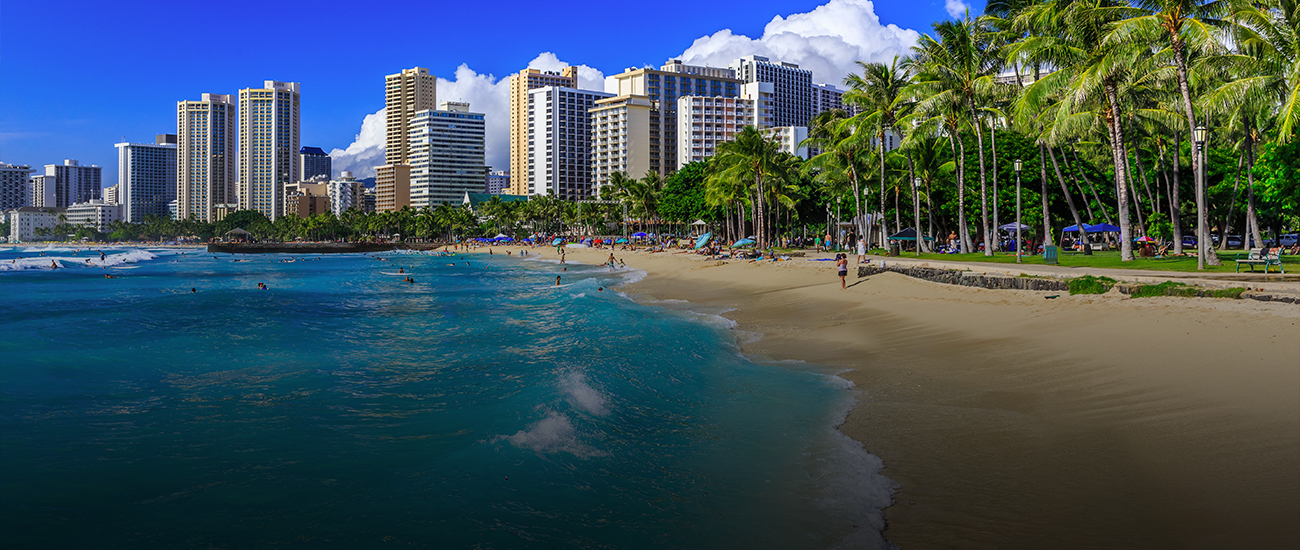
[
  {"xmin": 485, "ymin": 170, "xmax": 510, "ymax": 194},
  {"xmin": 763, "ymin": 126, "xmax": 810, "ymax": 159},
  {"xmin": 66, "ymin": 199, "xmax": 122, "ymax": 232},
  {"xmin": 284, "ymin": 181, "xmax": 330, "ymax": 218},
  {"xmin": 328, "ymin": 171, "xmax": 365, "ymax": 215},
  {"xmin": 212, "ymin": 203, "xmax": 238, "ymax": 222},
  {"xmin": 7, "ymin": 207, "xmax": 64, "ymax": 242}
]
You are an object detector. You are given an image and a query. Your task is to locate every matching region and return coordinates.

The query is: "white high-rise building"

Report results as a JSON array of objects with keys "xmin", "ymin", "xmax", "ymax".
[
  {"xmin": 328, "ymin": 171, "xmax": 366, "ymax": 215},
  {"xmin": 28, "ymin": 175, "xmax": 55, "ymax": 208},
  {"xmin": 729, "ymin": 55, "xmax": 813, "ymax": 128},
  {"xmin": 44, "ymin": 160, "xmax": 102, "ymax": 208},
  {"xmin": 1, "ymin": 163, "xmax": 33, "ymax": 210},
  {"xmin": 238, "ymin": 81, "xmax": 301, "ymax": 221},
  {"xmin": 115, "ymin": 135, "xmax": 177, "ymax": 223},
  {"xmin": 812, "ymin": 83, "xmax": 860, "ymax": 116},
  {"xmin": 763, "ymin": 126, "xmax": 810, "ymax": 159},
  {"xmin": 408, "ymin": 102, "xmax": 486, "ymax": 207},
  {"xmin": 178, "ymin": 93, "xmax": 237, "ymax": 222},
  {"xmin": 527, "ymin": 86, "xmax": 613, "ymax": 199},
  {"xmin": 103, "ymin": 183, "xmax": 121, "ymax": 205},
  {"xmin": 675, "ymin": 82, "xmax": 773, "ymax": 168}
]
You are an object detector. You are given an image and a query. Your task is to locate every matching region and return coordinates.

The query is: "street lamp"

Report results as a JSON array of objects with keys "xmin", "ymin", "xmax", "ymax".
[
  {"xmin": 913, "ymin": 177, "xmax": 923, "ymax": 257},
  {"xmin": 1014, "ymin": 159, "xmax": 1024, "ymax": 263},
  {"xmin": 1194, "ymin": 126, "xmax": 1208, "ymax": 270}
]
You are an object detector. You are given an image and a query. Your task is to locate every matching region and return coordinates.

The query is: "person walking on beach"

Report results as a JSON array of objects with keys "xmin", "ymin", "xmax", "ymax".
[
  {"xmin": 835, "ymin": 253, "xmax": 849, "ymax": 289},
  {"xmin": 856, "ymin": 237, "xmax": 867, "ymax": 264}
]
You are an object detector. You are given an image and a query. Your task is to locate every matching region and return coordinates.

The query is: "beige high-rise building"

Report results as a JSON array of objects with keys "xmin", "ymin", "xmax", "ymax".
[
  {"xmin": 508, "ymin": 67, "xmax": 578, "ymax": 195},
  {"xmin": 608, "ymin": 62, "xmax": 741, "ymax": 176},
  {"xmin": 238, "ymin": 81, "xmax": 300, "ymax": 221},
  {"xmin": 385, "ymin": 68, "xmax": 437, "ymax": 166},
  {"xmin": 375, "ymin": 68, "xmax": 436, "ymax": 212},
  {"xmin": 589, "ymin": 95, "xmax": 653, "ymax": 193}
]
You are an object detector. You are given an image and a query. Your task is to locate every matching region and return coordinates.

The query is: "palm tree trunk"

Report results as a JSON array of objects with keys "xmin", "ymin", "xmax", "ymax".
[
  {"xmin": 1170, "ymin": 132, "xmax": 1184, "ymax": 254},
  {"xmin": 1103, "ymin": 80, "xmax": 1135, "ymax": 261},
  {"xmin": 1040, "ymin": 145, "xmax": 1053, "ymax": 247},
  {"xmin": 849, "ymin": 163, "xmax": 866, "ymax": 252},
  {"xmin": 970, "ymin": 102, "xmax": 992, "ymax": 256},
  {"xmin": 1172, "ymin": 38, "xmax": 1217, "ymax": 266},
  {"xmin": 953, "ymin": 131, "xmax": 973, "ymax": 254},
  {"xmin": 1050, "ymin": 145, "xmax": 1090, "ymax": 255},
  {"xmin": 991, "ymin": 124, "xmax": 1000, "ymax": 245},
  {"xmin": 879, "ymin": 137, "xmax": 887, "ymax": 249},
  {"xmin": 1124, "ymin": 144, "xmax": 1147, "ymax": 235},
  {"xmin": 1246, "ymin": 135, "xmax": 1263, "ymax": 249}
]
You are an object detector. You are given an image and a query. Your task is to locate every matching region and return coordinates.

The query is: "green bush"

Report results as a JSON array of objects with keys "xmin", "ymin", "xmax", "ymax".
[
  {"xmin": 1068, "ymin": 275, "xmax": 1117, "ymax": 295},
  {"xmin": 1129, "ymin": 281, "xmax": 1246, "ymax": 299}
]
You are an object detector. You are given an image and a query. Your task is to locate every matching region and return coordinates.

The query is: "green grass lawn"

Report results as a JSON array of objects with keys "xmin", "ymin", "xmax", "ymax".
[{"xmin": 871, "ymin": 249, "xmax": 1295, "ymax": 273}]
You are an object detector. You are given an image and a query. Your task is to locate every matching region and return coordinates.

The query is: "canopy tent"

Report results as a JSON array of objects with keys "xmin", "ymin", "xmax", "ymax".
[
  {"xmin": 632, "ymin": 232, "xmax": 648, "ymax": 238},
  {"xmin": 690, "ymin": 220, "xmax": 709, "ymax": 226},
  {"xmin": 225, "ymin": 228, "xmax": 251, "ymax": 235},
  {"xmin": 887, "ymin": 228, "xmax": 934, "ymax": 241},
  {"xmin": 998, "ymin": 222, "xmax": 1030, "ymax": 231},
  {"xmin": 1063, "ymin": 223, "xmax": 1121, "ymax": 233}
]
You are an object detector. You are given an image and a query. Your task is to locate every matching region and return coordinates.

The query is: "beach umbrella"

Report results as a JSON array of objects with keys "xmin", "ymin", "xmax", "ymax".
[
  {"xmin": 691, "ymin": 220, "xmax": 708, "ymax": 226},
  {"xmin": 694, "ymin": 232, "xmax": 712, "ymax": 249},
  {"xmin": 615, "ymin": 238, "xmax": 630, "ymax": 244},
  {"xmin": 1134, "ymin": 236, "xmax": 1156, "ymax": 242},
  {"xmin": 998, "ymin": 222, "xmax": 1030, "ymax": 231},
  {"xmin": 887, "ymin": 228, "xmax": 934, "ymax": 241},
  {"xmin": 731, "ymin": 238, "xmax": 756, "ymax": 248},
  {"xmin": 552, "ymin": 238, "xmax": 564, "ymax": 246},
  {"xmin": 632, "ymin": 231, "xmax": 648, "ymax": 238}
]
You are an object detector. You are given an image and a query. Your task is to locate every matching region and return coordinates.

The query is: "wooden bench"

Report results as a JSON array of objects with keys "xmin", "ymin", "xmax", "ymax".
[{"xmin": 1235, "ymin": 248, "xmax": 1285, "ymax": 273}]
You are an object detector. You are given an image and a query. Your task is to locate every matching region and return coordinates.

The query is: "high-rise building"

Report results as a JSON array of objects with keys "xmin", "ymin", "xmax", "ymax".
[
  {"xmin": 385, "ymin": 68, "xmax": 437, "ymax": 166},
  {"xmin": 527, "ymin": 86, "xmax": 613, "ymax": 199},
  {"xmin": 485, "ymin": 170, "xmax": 509, "ymax": 194},
  {"xmin": 607, "ymin": 62, "xmax": 741, "ymax": 176},
  {"xmin": 1, "ymin": 163, "xmax": 33, "ymax": 209},
  {"xmin": 300, "ymin": 146, "xmax": 332, "ymax": 180},
  {"xmin": 763, "ymin": 126, "xmax": 810, "ymax": 159},
  {"xmin": 178, "ymin": 93, "xmax": 237, "ymax": 222},
  {"xmin": 238, "ymin": 81, "xmax": 301, "ymax": 221},
  {"xmin": 44, "ymin": 160, "xmax": 102, "ymax": 208},
  {"xmin": 103, "ymin": 183, "xmax": 121, "ymax": 205},
  {"xmin": 377, "ymin": 68, "xmax": 437, "ymax": 212},
  {"xmin": 374, "ymin": 165, "xmax": 410, "ymax": 212},
  {"xmin": 509, "ymin": 67, "xmax": 579, "ymax": 195},
  {"xmin": 328, "ymin": 171, "xmax": 365, "ymax": 215},
  {"xmin": 408, "ymin": 102, "xmax": 486, "ymax": 208},
  {"xmin": 363, "ymin": 189, "xmax": 376, "ymax": 213},
  {"xmin": 674, "ymin": 82, "xmax": 773, "ymax": 168},
  {"xmin": 115, "ymin": 135, "xmax": 177, "ymax": 222},
  {"xmin": 28, "ymin": 175, "xmax": 55, "ymax": 208},
  {"xmin": 729, "ymin": 55, "xmax": 813, "ymax": 128},
  {"xmin": 812, "ymin": 83, "xmax": 860, "ymax": 116},
  {"xmin": 590, "ymin": 95, "xmax": 654, "ymax": 191}
]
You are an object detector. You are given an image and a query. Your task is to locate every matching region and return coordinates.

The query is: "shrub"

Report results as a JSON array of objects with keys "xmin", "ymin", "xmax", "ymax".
[{"xmin": 1068, "ymin": 275, "xmax": 1117, "ymax": 295}]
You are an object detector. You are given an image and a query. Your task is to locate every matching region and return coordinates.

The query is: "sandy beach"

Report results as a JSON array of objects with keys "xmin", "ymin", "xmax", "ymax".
[{"xmin": 531, "ymin": 245, "xmax": 1299, "ymax": 549}]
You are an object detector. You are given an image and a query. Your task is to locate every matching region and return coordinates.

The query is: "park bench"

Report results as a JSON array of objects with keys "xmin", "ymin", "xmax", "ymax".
[{"xmin": 1234, "ymin": 248, "xmax": 1285, "ymax": 273}]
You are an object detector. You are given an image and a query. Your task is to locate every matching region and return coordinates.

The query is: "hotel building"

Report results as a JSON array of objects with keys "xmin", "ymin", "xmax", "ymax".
[
  {"xmin": 238, "ymin": 81, "xmax": 300, "ymax": 221},
  {"xmin": 115, "ymin": 135, "xmax": 177, "ymax": 222},
  {"xmin": 485, "ymin": 170, "xmax": 509, "ymax": 194},
  {"xmin": 7, "ymin": 207, "xmax": 63, "ymax": 242},
  {"xmin": 66, "ymin": 199, "xmax": 122, "ymax": 232},
  {"xmin": 283, "ymin": 181, "xmax": 329, "ymax": 218},
  {"xmin": 44, "ymin": 160, "xmax": 102, "ymax": 208},
  {"xmin": 508, "ymin": 67, "xmax": 579, "ymax": 195},
  {"xmin": 177, "ymin": 93, "xmax": 237, "ymax": 222},
  {"xmin": 1, "ymin": 163, "xmax": 33, "ymax": 210},
  {"xmin": 675, "ymin": 82, "xmax": 773, "ymax": 168},
  {"xmin": 408, "ymin": 102, "xmax": 486, "ymax": 207},
  {"xmin": 377, "ymin": 67, "xmax": 436, "ymax": 212},
  {"xmin": 812, "ymin": 83, "xmax": 860, "ymax": 116},
  {"xmin": 527, "ymin": 86, "xmax": 613, "ymax": 199},
  {"xmin": 589, "ymin": 95, "xmax": 654, "ymax": 192},
  {"xmin": 328, "ymin": 171, "xmax": 365, "ymax": 215},
  {"xmin": 763, "ymin": 126, "xmax": 810, "ymax": 159},
  {"xmin": 300, "ymin": 146, "xmax": 332, "ymax": 180},
  {"xmin": 28, "ymin": 175, "xmax": 55, "ymax": 208},
  {"xmin": 729, "ymin": 55, "xmax": 813, "ymax": 128},
  {"xmin": 606, "ymin": 61, "xmax": 741, "ymax": 177}
]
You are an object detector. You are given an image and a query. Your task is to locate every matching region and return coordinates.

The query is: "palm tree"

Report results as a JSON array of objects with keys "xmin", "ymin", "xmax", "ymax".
[
  {"xmin": 709, "ymin": 126, "xmax": 786, "ymax": 247},
  {"xmin": 802, "ymin": 110, "xmax": 870, "ymax": 244},
  {"xmin": 910, "ymin": 14, "xmax": 1004, "ymax": 256},
  {"xmin": 845, "ymin": 55, "xmax": 914, "ymax": 249}
]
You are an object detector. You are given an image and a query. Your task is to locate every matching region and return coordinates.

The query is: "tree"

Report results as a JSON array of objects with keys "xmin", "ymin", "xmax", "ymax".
[{"xmin": 709, "ymin": 126, "xmax": 787, "ymax": 247}]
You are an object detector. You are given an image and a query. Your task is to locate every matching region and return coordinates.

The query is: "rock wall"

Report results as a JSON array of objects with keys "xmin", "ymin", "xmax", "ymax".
[{"xmin": 856, "ymin": 265, "xmax": 1071, "ymax": 291}]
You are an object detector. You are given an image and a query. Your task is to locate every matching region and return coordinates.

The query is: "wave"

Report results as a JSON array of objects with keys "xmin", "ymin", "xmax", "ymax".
[
  {"xmin": 0, "ymin": 249, "xmax": 159, "ymax": 272},
  {"xmin": 501, "ymin": 410, "xmax": 602, "ymax": 458}
]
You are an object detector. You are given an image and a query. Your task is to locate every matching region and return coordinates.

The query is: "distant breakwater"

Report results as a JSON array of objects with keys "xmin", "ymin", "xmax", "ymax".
[{"xmin": 207, "ymin": 242, "xmax": 447, "ymax": 254}]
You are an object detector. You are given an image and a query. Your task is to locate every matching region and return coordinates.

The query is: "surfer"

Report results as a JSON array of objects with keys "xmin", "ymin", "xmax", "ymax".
[
  {"xmin": 399, "ymin": 267, "xmax": 404, "ymax": 273},
  {"xmin": 556, "ymin": 275, "xmax": 561, "ymax": 286},
  {"xmin": 104, "ymin": 274, "xmax": 116, "ymax": 279},
  {"xmin": 49, "ymin": 260, "xmax": 58, "ymax": 269}
]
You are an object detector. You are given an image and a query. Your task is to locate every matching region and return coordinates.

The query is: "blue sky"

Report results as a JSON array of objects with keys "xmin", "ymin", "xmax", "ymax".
[{"xmin": 1, "ymin": 0, "xmax": 979, "ymax": 183}]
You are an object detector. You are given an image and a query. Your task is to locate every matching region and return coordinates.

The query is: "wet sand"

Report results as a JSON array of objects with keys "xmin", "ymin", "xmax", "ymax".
[{"xmin": 543, "ymin": 246, "xmax": 1300, "ymax": 549}]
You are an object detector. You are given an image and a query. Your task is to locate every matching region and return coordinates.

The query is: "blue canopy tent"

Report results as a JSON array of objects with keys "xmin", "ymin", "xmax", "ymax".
[
  {"xmin": 632, "ymin": 231, "xmax": 648, "ymax": 238},
  {"xmin": 1062, "ymin": 223, "xmax": 1121, "ymax": 233}
]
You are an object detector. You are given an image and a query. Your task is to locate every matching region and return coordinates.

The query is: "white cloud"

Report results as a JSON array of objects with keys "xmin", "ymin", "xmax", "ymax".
[
  {"xmin": 331, "ymin": 54, "xmax": 605, "ymax": 179},
  {"xmin": 674, "ymin": 0, "xmax": 920, "ymax": 88},
  {"xmin": 945, "ymin": 0, "xmax": 970, "ymax": 19}
]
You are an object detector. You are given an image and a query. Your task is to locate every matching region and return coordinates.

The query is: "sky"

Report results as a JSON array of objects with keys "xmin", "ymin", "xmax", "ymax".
[{"xmin": 0, "ymin": 0, "xmax": 983, "ymax": 184}]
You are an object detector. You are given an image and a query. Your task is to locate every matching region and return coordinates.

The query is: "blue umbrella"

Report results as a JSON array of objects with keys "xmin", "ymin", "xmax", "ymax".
[
  {"xmin": 632, "ymin": 231, "xmax": 648, "ymax": 238},
  {"xmin": 551, "ymin": 238, "xmax": 564, "ymax": 246},
  {"xmin": 694, "ymin": 232, "xmax": 712, "ymax": 249},
  {"xmin": 615, "ymin": 238, "xmax": 630, "ymax": 244},
  {"xmin": 731, "ymin": 238, "xmax": 756, "ymax": 248}
]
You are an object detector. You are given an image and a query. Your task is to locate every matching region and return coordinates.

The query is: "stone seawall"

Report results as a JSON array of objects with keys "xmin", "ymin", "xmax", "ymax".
[{"xmin": 857, "ymin": 265, "xmax": 1071, "ymax": 291}]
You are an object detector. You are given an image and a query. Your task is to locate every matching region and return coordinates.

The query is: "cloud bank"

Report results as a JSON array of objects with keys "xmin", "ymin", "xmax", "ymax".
[
  {"xmin": 674, "ymin": 0, "xmax": 920, "ymax": 88},
  {"xmin": 331, "ymin": 53, "xmax": 606, "ymax": 178}
]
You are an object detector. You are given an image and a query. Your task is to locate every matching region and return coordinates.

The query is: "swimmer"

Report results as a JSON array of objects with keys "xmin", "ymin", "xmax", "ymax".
[
  {"xmin": 399, "ymin": 267, "xmax": 404, "ymax": 273},
  {"xmin": 598, "ymin": 287, "xmax": 604, "ymax": 292},
  {"xmin": 191, "ymin": 288, "xmax": 197, "ymax": 293},
  {"xmin": 100, "ymin": 251, "xmax": 106, "ymax": 261},
  {"xmin": 104, "ymin": 274, "xmax": 116, "ymax": 279},
  {"xmin": 556, "ymin": 275, "xmax": 562, "ymax": 286}
]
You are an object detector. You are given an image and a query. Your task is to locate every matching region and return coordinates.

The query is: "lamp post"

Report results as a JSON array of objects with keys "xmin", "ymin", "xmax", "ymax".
[
  {"xmin": 913, "ymin": 177, "xmax": 923, "ymax": 257},
  {"xmin": 1193, "ymin": 126, "xmax": 1208, "ymax": 270},
  {"xmin": 1014, "ymin": 159, "xmax": 1023, "ymax": 263}
]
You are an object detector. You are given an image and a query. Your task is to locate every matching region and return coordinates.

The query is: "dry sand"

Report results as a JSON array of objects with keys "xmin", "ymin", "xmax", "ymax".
[{"xmin": 524, "ymin": 244, "xmax": 1300, "ymax": 549}]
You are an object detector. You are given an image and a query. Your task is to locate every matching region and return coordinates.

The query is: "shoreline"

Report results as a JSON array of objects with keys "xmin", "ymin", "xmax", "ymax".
[{"xmin": 543, "ymin": 245, "xmax": 1299, "ymax": 549}]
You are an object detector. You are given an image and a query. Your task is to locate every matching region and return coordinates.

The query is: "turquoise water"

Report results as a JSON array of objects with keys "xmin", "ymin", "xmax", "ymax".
[{"xmin": 0, "ymin": 246, "xmax": 894, "ymax": 549}]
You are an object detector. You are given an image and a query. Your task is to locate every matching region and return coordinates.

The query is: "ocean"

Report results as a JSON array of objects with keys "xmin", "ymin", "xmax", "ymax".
[{"xmin": 0, "ymin": 246, "xmax": 895, "ymax": 549}]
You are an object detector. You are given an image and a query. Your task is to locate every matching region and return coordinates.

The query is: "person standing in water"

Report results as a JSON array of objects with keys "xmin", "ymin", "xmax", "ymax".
[{"xmin": 555, "ymin": 275, "xmax": 562, "ymax": 286}]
